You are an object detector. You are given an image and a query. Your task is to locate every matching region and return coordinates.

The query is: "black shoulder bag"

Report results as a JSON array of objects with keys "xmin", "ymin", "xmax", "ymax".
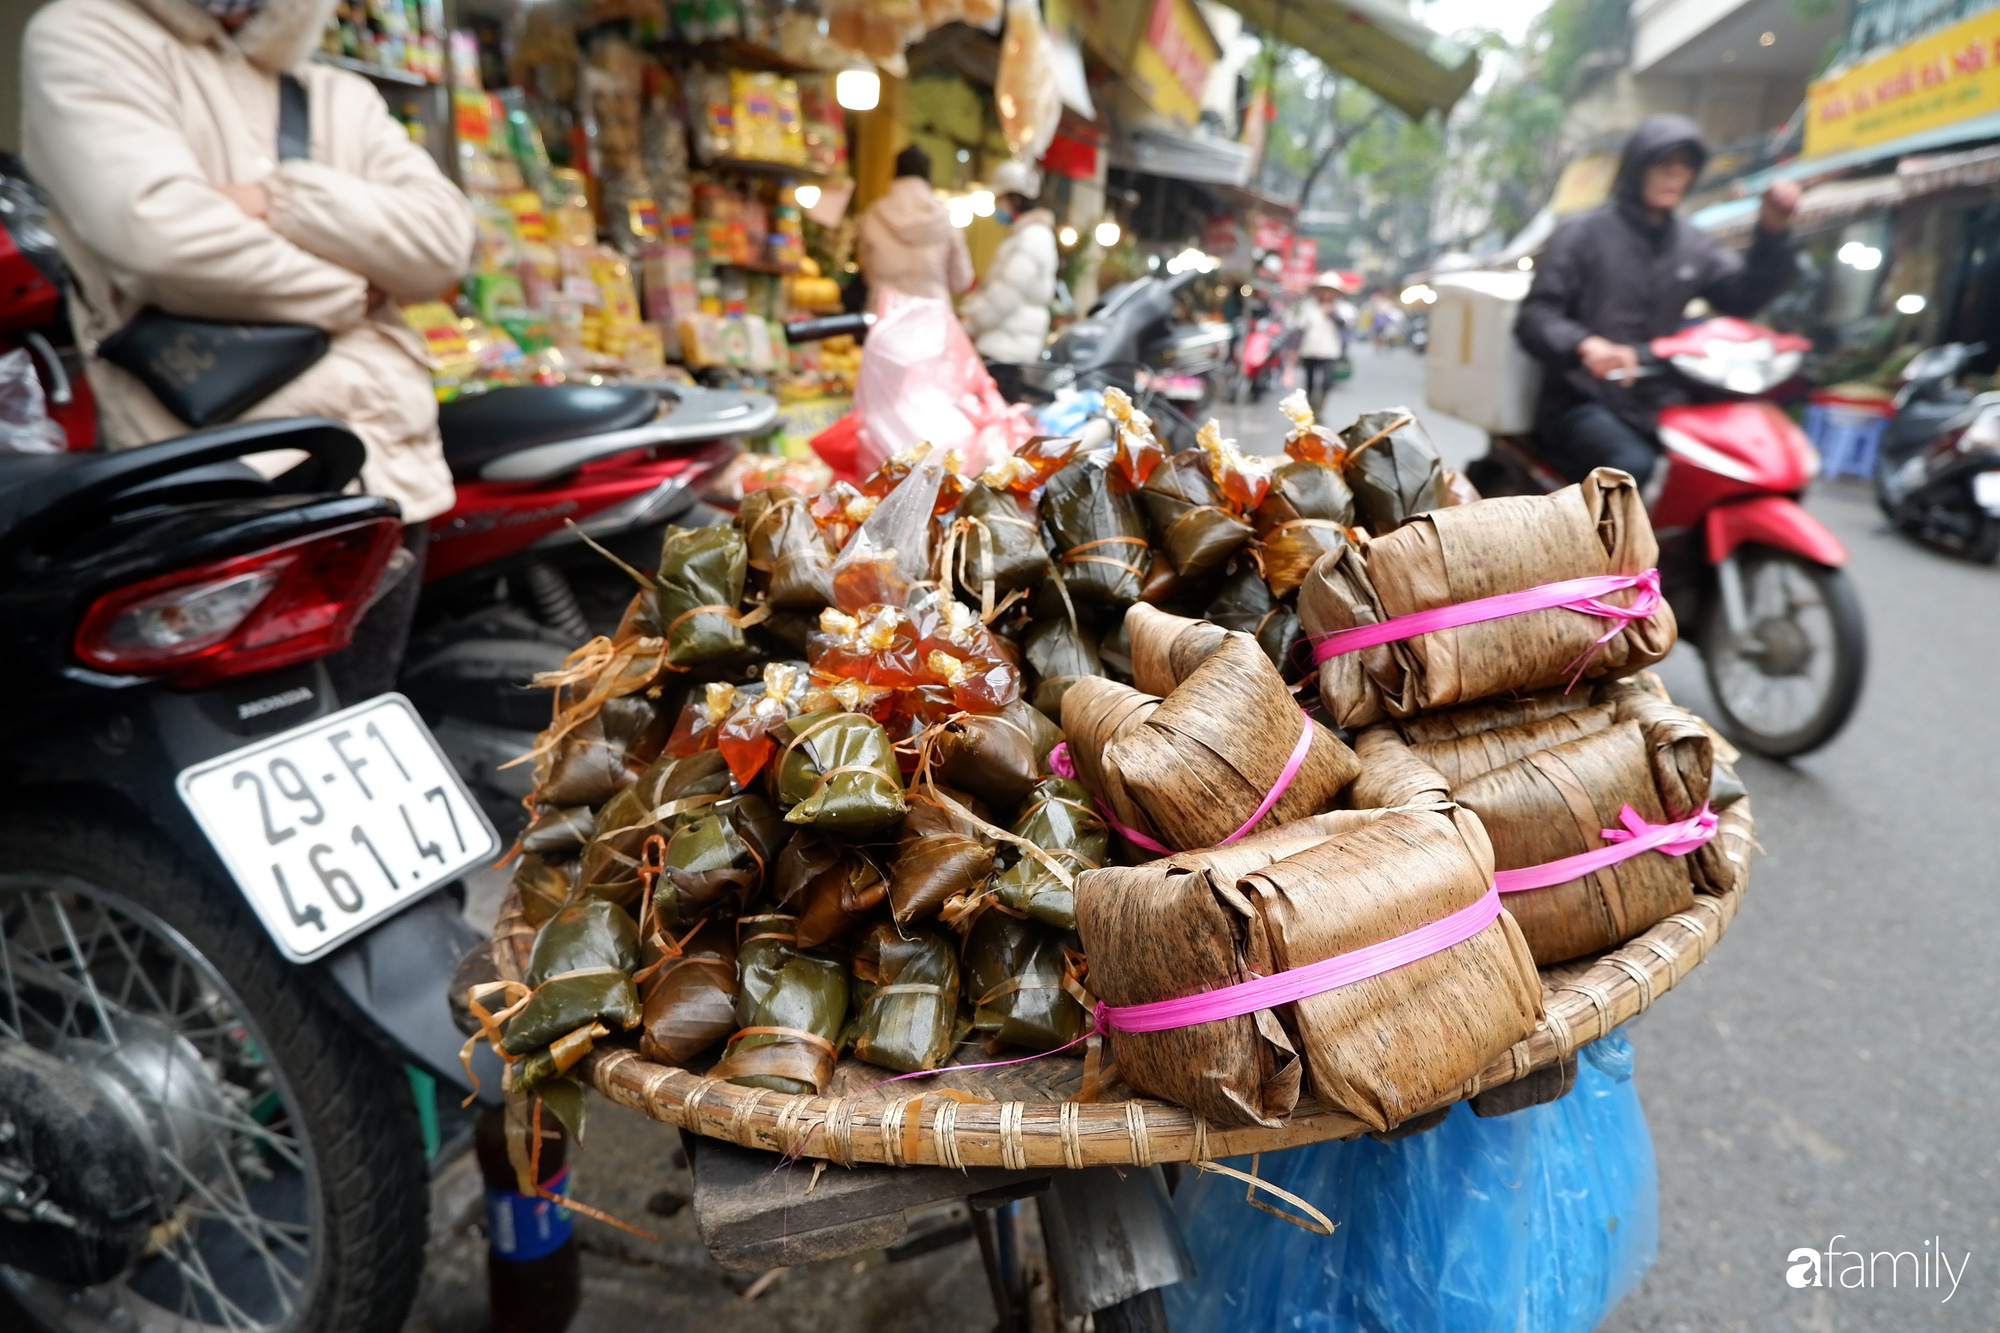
[{"xmin": 96, "ymin": 74, "xmax": 333, "ymax": 427}]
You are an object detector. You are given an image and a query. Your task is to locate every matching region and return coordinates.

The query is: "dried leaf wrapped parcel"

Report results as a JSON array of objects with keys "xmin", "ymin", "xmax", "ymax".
[
  {"xmin": 711, "ymin": 915, "xmax": 848, "ymax": 1095},
  {"xmin": 1039, "ymin": 448, "xmax": 1151, "ymax": 606},
  {"xmin": 651, "ymin": 524, "xmax": 752, "ymax": 666},
  {"xmin": 502, "ymin": 900, "xmax": 643, "ymax": 1063},
  {"xmin": 739, "ymin": 484, "xmax": 835, "ymax": 609},
  {"xmin": 1078, "ymin": 807, "xmax": 1542, "ymax": 1131},
  {"xmin": 1298, "ymin": 467, "xmax": 1677, "ymax": 728}
]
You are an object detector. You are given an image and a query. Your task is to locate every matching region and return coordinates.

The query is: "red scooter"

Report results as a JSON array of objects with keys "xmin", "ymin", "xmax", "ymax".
[
  {"xmin": 0, "ymin": 166, "xmax": 767, "ymax": 826},
  {"xmin": 1469, "ymin": 317, "xmax": 1866, "ymax": 758}
]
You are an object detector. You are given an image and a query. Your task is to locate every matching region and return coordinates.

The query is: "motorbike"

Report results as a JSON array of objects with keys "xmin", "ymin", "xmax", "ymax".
[
  {"xmin": 1232, "ymin": 305, "xmax": 1291, "ymax": 404},
  {"xmin": 1467, "ymin": 316, "xmax": 1867, "ymax": 758},
  {"xmin": 1039, "ymin": 269, "xmax": 1232, "ymax": 420},
  {"xmin": 0, "ymin": 161, "xmax": 768, "ymax": 841},
  {"xmin": 1872, "ymin": 341, "xmax": 2000, "ymax": 561},
  {"xmin": 0, "ymin": 418, "xmax": 505, "ymax": 1333}
]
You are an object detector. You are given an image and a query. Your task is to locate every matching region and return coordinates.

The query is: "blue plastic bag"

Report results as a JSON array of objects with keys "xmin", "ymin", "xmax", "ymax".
[{"xmin": 1166, "ymin": 1030, "xmax": 1657, "ymax": 1333}]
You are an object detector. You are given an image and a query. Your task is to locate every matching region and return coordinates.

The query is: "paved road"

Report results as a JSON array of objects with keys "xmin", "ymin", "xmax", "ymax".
[
  {"xmin": 1281, "ymin": 346, "xmax": 2000, "ymax": 1330},
  {"xmin": 414, "ymin": 347, "xmax": 2000, "ymax": 1331}
]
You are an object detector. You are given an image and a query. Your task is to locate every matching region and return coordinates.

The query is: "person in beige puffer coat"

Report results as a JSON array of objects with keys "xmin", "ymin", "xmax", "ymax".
[
  {"xmin": 855, "ymin": 144, "xmax": 973, "ymax": 310},
  {"xmin": 21, "ymin": 0, "xmax": 476, "ymax": 526}
]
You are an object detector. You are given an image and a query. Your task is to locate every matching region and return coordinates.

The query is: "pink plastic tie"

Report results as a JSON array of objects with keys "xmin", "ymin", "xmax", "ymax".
[
  {"xmin": 1049, "ymin": 714, "xmax": 1315, "ymax": 857},
  {"xmin": 1493, "ymin": 803, "xmax": 1718, "ymax": 894},
  {"xmin": 1097, "ymin": 886, "xmax": 1504, "ymax": 1034},
  {"xmin": 1309, "ymin": 569, "xmax": 1664, "ymax": 675}
]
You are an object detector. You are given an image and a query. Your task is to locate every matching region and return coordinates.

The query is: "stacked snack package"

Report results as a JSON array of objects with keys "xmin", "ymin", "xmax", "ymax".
[{"xmin": 479, "ymin": 385, "xmax": 1738, "ymax": 1151}]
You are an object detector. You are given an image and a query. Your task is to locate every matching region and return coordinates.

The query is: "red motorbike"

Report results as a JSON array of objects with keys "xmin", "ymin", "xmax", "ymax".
[
  {"xmin": 0, "ymin": 165, "xmax": 766, "ymax": 825},
  {"xmin": 1469, "ymin": 316, "xmax": 1867, "ymax": 758}
]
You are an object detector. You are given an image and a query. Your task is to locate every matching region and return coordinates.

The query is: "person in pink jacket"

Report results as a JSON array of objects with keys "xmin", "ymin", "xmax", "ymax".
[{"xmin": 855, "ymin": 144, "xmax": 973, "ymax": 310}]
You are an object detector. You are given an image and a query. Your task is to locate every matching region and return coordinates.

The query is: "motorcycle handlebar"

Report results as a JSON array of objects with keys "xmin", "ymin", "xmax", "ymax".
[{"xmin": 784, "ymin": 312, "xmax": 873, "ymax": 344}]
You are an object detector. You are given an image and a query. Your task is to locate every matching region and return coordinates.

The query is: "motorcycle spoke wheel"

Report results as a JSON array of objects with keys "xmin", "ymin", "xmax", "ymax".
[
  {"xmin": 1701, "ymin": 548, "xmax": 1866, "ymax": 758},
  {"xmin": 0, "ymin": 879, "xmax": 320, "ymax": 1333}
]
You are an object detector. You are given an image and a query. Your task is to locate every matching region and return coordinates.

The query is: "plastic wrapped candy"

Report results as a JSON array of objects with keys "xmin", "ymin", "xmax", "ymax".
[
  {"xmin": 849, "ymin": 922, "xmax": 960, "ymax": 1073},
  {"xmin": 979, "ymin": 434, "xmax": 1080, "ymax": 493},
  {"xmin": 716, "ymin": 661, "xmax": 811, "ymax": 786},
  {"xmin": 638, "ymin": 920, "xmax": 738, "ymax": 1065},
  {"xmin": 1253, "ymin": 458, "xmax": 1355, "ymax": 599},
  {"xmin": 964, "ymin": 911, "xmax": 1087, "ymax": 1052},
  {"xmin": 1164, "ymin": 1031, "xmax": 1656, "ymax": 1333},
  {"xmin": 1278, "ymin": 387, "xmax": 1347, "ymax": 466},
  {"xmin": 1195, "ymin": 418, "xmax": 1273, "ymax": 511},
  {"xmin": 809, "ymin": 605, "xmax": 927, "ymax": 688},
  {"xmin": 888, "ymin": 797, "xmax": 995, "ymax": 924},
  {"xmin": 1340, "ymin": 407, "xmax": 1447, "ymax": 533},
  {"xmin": 992, "ymin": 776, "xmax": 1106, "ymax": 931},
  {"xmin": 539, "ymin": 695, "xmax": 668, "ymax": 807},
  {"xmin": 1101, "ymin": 386, "xmax": 1165, "ymax": 487},
  {"xmin": 775, "ymin": 708, "xmax": 907, "ymax": 837},
  {"xmin": 908, "ymin": 590, "xmax": 1022, "ymax": 711},
  {"xmin": 739, "ymin": 484, "xmax": 836, "ymax": 609},
  {"xmin": 711, "ymin": 913, "xmax": 848, "ymax": 1094},
  {"xmin": 1140, "ymin": 449, "xmax": 1255, "ymax": 582},
  {"xmin": 927, "ymin": 697, "xmax": 1062, "ymax": 807},
  {"xmin": 946, "ymin": 480, "xmax": 1048, "ymax": 610},
  {"xmin": 651, "ymin": 793, "xmax": 789, "ymax": 926},
  {"xmin": 1040, "ymin": 449, "xmax": 1151, "ymax": 607},
  {"xmin": 576, "ymin": 748, "xmax": 732, "ymax": 908},
  {"xmin": 646, "ymin": 525, "xmax": 754, "ymax": 667},
  {"xmin": 666, "ymin": 681, "xmax": 739, "ymax": 757},
  {"xmin": 808, "ymin": 480, "xmax": 878, "ymax": 549},
  {"xmin": 1022, "ymin": 615, "xmax": 1103, "ymax": 715},
  {"xmin": 830, "ymin": 453, "xmax": 946, "ymax": 611},
  {"xmin": 501, "ymin": 899, "xmax": 642, "ymax": 1069}
]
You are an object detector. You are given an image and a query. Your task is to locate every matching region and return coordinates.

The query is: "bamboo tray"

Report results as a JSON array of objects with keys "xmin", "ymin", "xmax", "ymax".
[{"xmin": 491, "ymin": 800, "xmax": 1753, "ymax": 1169}]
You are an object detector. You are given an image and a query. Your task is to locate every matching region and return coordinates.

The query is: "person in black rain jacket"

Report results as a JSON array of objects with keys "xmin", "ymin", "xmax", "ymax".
[{"xmin": 1514, "ymin": 114, "xmax": 1802, "ymax": 484}]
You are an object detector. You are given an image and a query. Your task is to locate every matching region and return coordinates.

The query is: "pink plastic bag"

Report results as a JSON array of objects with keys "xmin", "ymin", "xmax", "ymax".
[{"xmin": 852, "ymin": 291, "xmax": 1033, "ymax": 476}]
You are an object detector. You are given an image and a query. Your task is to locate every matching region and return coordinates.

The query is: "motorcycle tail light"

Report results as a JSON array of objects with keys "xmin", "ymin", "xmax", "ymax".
[{"xmin": 74, "ymin": 518, "xmax": 402, "ymax": 686}]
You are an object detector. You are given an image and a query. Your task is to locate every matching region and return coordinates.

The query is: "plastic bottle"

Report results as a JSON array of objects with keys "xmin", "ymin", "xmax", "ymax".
[{"xmin": 475, "ymin": 1105, "xmax": 580, "ymax": 1333}]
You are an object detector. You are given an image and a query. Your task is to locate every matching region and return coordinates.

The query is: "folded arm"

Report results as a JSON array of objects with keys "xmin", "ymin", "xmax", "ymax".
[
  {"xmin": 263, "ymin": 76, "xmax": 476, "ymax": 302},
  {"xmin": 22, "ymin": 8, "xmax": 367, "ymax": 330}
]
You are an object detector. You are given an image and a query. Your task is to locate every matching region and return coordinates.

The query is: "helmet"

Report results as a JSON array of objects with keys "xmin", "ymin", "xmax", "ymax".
[{"xmin": 988, "ymin": 158, "xmax": 1042, "ymax": 199}]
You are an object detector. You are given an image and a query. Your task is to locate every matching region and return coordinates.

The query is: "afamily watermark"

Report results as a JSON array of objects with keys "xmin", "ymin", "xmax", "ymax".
[{"xmin": 1785, "ymin": 1236, "xmax": 1970, "ymax": 1303}]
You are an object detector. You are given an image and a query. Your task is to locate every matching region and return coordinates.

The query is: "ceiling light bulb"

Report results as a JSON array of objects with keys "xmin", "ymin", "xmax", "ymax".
[
  {"xmin": 1095, "ymin": 221, "xmax": 1121, "ymax": 247},
  {"xmin": 1058, "ymin": 226, "xmax": 1078, "ymax": 246},
  {"xmin": 793, "ymin": 184, "xmax": 822, "ymax": 209},
  {"xmin": 1896, "ymin": 293, "xmax": 1927, "ymax": 314},
  {"xmin": 835, "ymin": 68, "xmax": 880, "ymax": 111}
]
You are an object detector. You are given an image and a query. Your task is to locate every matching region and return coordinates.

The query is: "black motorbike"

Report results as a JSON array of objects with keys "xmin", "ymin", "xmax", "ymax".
[
  {"xmin": 1874, "ymin": 341, "xmax": 2000, "ymax": 560},
  {"xmin": 0, "ymin": 421, "xmax": 500, "ymax": 1332},
  {"xmin": 1036, "ymin": 269, "xmax": 1232, "ymax": 421}
]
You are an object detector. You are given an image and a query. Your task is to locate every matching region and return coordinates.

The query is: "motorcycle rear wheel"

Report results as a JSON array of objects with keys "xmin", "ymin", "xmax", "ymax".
[
  {"xmin": 1698, "ymin": 546, "xmax": 1866, "ymax": 759},
  {"xmin": 0, "ymin": 808, "xmax": 428, "ymax": 1333}
]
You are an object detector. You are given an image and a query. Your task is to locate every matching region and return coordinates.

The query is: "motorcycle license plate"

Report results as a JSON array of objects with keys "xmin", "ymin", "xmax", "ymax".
[
  {"xmin": 1973, "ymin": 471, "xmax": 2000, "ymax": 514},
  {"xmin": 176, "ymin": 695, "xmax": 499, "ymax": 963}
]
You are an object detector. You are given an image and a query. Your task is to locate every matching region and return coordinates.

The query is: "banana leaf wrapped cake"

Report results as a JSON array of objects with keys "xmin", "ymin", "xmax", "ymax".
[
  {"xmin": 1349, "ymin": 680, "xmax": 1735, "ymax": 964},
  {"xmin": 1077, "ymin": 807, "xmax": 1542, "ymax": 1131},
  {"xmin": 1298, "ymin": 467, "xmax": 1677, "ymax": 728}
]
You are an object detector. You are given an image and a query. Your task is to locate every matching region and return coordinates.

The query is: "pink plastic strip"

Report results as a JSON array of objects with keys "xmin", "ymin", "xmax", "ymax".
[
  {"xmin": 1049, "ymin": 713, "xmax": 1316, "ymax": 857},
  {"xmin": 1097, "ymin": 887, "xmax": 1504, "ymax": 1034},
  {"xmin": 1309, "ymin": 569, "xmax": 1663, "ymax": 664},
  {"xmin": 1494, "ymin": 803, "xmax": 1718, "ymax": 894}
]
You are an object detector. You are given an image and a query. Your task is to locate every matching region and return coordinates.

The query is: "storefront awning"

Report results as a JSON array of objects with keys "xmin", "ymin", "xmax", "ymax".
[
  {"xmin": 1212, "ymin": 0, "xmax": 1481, "ymax": 121},
  {"xmin": 1692, "ymin": 142, "xmax": 2000, "ymax": 239}
]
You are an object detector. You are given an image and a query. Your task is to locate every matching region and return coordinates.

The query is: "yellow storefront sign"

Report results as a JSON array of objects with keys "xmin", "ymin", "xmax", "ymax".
[
  {"xmin": 1807, "ymin": 6, "xmax": 2000, "ymax": 159},
  {"xmin": 1127, "ymin": 0, "xmax": 1220, "ymax": 129}
]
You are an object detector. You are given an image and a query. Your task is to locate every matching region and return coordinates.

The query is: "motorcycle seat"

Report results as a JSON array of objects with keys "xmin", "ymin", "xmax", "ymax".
[
  {"xmin": 437, "ymin": 385, "xmax": 661, "ymax": 482},
  {"xmin": 0, "ymin": 418, "xmax": 362, "ymax": 554}
]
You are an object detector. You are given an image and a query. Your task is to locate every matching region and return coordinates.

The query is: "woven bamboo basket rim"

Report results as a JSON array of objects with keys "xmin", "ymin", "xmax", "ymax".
[{"xmin": 491, "ymin": 799, "xmax": 1753, "ymax": 1169}]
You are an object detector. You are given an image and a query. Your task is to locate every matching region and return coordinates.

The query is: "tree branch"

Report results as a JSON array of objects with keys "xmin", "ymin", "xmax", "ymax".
[{"xmin": 1295, "ymin": 102, "xmax": 1386, "ymax": 208}]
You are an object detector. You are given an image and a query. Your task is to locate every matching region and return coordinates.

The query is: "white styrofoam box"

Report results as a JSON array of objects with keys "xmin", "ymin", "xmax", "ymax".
[{"xmin": 1423, "ymin": 270, "xmax": 1544, "ymax": 436}]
